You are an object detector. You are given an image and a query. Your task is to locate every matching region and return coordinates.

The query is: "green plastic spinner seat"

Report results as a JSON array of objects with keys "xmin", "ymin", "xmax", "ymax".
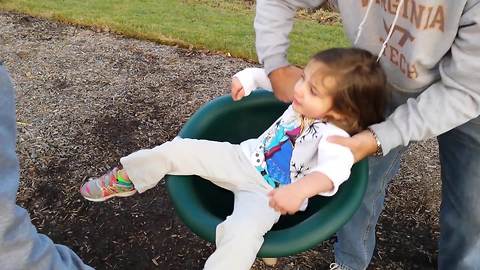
[{"xmin": 166, "ymin": 90, "xmax": 368, "ymax": 257}]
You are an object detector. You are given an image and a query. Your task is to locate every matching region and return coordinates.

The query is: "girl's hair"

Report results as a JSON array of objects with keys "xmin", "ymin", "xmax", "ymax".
[{"xmin": 311, "ymin": 48, "xmax": 387, "ymax": 134}]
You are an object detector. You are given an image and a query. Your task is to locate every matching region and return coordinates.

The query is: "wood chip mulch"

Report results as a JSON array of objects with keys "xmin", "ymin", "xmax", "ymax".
[{"xmin": 1, "ymin": 12, "xmax": 440, "ymax": 270}]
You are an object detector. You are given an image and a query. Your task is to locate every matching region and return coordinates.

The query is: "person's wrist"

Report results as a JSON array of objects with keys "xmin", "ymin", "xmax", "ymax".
[
  {"xmin": 290, "ymin": 182, "xmax": 308, "ymax": 201},
  {"xmin": 263, "ymin": 55, "xmax": 290, "ymax": 75},
  {"xmin": 268, "ymin": 65, "xmax": 289, "ymax": 80},
  {"xmin": 367, "ymin": 127, "xmax": 383, "ymax": 157}
]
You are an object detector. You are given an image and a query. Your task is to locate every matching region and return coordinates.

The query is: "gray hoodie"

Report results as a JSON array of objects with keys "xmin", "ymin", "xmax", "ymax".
[
  {"xmin": 255, "ymin": 0, "xmax": 480, "ymax": 155},
  {"xmin": 0, "ymin": 65, "xmax": 94, "ymax": 270}
]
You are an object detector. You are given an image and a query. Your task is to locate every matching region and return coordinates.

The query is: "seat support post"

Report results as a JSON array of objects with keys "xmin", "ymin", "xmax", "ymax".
[{"xmin": 262, "ymin": 257, "xmax": 278, "ymax": 266}]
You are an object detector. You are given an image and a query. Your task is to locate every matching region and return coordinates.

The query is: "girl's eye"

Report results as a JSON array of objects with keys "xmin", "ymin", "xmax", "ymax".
[{"xmin": 309, "ymin": 87, "xmax": 317, "ymax": 96}]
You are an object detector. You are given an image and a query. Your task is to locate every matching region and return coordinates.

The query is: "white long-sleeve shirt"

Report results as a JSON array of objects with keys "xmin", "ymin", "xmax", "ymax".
[{"xmin": 234, "ymin": 68, "xmax": 354, "ymax": 202}]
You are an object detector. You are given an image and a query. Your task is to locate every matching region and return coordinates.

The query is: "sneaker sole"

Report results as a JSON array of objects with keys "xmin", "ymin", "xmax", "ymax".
[{"xmin": 82, "ymin": 189, "xmax": 137, "ymax": 202}]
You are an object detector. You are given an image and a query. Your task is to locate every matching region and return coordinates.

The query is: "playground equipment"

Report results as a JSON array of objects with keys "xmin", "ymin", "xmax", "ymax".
[{"xmin": 166, "ymin": 90, "xmax": 368, "ymax": 264}]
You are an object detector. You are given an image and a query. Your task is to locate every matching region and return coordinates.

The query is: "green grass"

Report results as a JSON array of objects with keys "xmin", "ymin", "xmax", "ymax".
[{"xmin": 0, "ymin": 0, "xmax": 348, "ymax": 65}]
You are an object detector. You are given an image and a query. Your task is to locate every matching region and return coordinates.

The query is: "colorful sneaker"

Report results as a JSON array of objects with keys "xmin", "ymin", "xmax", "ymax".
[{"xmin": 80, "ymin": 167, "xmax": 136, "ymax": 202}]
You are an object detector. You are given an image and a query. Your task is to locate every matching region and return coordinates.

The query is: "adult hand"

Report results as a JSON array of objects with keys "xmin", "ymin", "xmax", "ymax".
[
  {"xmin": 268, "ymin": 65, "xmax": 302, "ymax": 103},
  {"xmin": 328, "ymin": 130, "xmax": 378, "ymax": 162},
  {"xmin": 268, "ymin": 185, "xmax": 304, "ymax": 215},
  {"xmin": 230, "ymin": 77, "xmax": 245, "ymax": 101}
]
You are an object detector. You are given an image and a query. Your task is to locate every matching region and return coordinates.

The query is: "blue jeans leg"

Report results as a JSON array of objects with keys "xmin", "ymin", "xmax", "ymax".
[
  {"xmin": 334, "ymin": 146, "xmax": 405, "ymax": 270},
  {"xmin": 437, "ymin": 117, "xmax": 480, "ymax": 270},
  {"xmin": 0, "ymin": 65, "xmax": 94, "ymax": 270}
]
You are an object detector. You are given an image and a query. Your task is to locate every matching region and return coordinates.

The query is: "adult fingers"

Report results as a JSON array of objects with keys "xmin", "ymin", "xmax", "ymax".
[
  {"xmin": 327, "ymin": 135, "xmax": 360, "ymax": 162},
  {"xmin": 327, "ymin": 135, "xmax": 354, "ymax": 149},
  {"xmin": 328, "ymin": 130, "xmax": 378, "ymax": 162}
]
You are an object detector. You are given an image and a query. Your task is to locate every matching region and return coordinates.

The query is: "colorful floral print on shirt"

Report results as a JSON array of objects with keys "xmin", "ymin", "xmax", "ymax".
[{"xmin": 253, "ymin": 117, "xmax": 302, "ymax": 188}]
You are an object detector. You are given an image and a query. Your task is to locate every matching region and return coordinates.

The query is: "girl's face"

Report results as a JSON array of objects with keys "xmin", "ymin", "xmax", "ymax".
[{"xmin": 292, "ymin": 61, "xmax": 341, "ymax": 120}]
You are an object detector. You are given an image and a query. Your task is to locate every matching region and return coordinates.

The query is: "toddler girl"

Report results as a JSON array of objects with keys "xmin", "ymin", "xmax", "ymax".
[{"xmin": 80, "ymin": 47, "xmax": 386, "ymax": 270}]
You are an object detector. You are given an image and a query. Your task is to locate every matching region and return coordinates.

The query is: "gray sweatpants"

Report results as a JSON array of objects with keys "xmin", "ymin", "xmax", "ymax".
[{"xmin": 120, "ymin": 138, "xmax": 281, "ymax": 270}]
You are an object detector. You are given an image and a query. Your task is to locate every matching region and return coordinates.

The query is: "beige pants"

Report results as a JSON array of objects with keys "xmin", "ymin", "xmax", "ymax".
[{"xmin": 121, "ymin": 138, "xmax": 280, "ymax": 270}]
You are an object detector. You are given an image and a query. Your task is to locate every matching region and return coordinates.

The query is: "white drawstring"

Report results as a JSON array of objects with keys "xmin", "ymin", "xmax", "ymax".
[
  {"xmin": 353, "ymin": 0, "xmax": 375, "ymax": 45},
  {"xmin": 353, "ymin": 0, "xmax": 405, "ymax": 62},
  {"xmin": 377, "ymin": 0, "xmax": 405, "ymax": 61}
]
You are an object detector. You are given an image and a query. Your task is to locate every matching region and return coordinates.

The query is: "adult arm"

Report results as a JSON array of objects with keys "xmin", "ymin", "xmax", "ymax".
[
  {"xmin": 374, "ymin": 2, "xmax": 480, "ymax": 154},
  {"xmin": 254, "ymin": 0, "xmax": 325, "ymax": 102},
  {"xmin": 0, "ymin": 66, "xmax": 94, "ymax": 270},
  {"xmin": 331, "ymin": 2, "xmax": 480, "ymax": 159}
]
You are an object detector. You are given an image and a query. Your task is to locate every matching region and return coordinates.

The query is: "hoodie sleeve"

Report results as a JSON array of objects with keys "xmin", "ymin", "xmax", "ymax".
[
  {"xmin": 233, "ymin": 67, "xmax": 273, "ymax": 96},
  {"xmin": 370, "ymin": 2, "xmax": 480, "ymax": 155},
  {"xmin": 254, "ymin": 0, "xmax": 325, "ymax": 75},
  {"xmin": 0, "ymin": 66, "xmax": 94, "ymax": 270}
]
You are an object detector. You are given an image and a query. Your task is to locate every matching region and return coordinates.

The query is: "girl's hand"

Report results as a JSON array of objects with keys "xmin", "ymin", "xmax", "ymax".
[
  {"xmin": 231, "ymin": 77, "xmax": 245, "ymax": 101},
  {"xmin": 327, "ymin": 130, "xmax": 378, "ymax": 162},
  {"xmin": 268, "ymin": 185, "xmax": 305, "ymax": 215}
]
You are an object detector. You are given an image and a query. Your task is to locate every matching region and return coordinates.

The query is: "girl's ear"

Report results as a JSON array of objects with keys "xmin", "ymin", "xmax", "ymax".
[
  {"xmin": 325, "ymin": 109, "xmax": 345, "ymax": 122},
  {"xmin": 324, "ymin": 110, "xmax": 356, "ymax": 134}
]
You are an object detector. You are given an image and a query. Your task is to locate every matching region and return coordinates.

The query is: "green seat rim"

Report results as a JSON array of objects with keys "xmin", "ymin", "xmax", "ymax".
[{"xmin": 166, "ymin": 91, "xmax": 368, "ymax": 257}]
